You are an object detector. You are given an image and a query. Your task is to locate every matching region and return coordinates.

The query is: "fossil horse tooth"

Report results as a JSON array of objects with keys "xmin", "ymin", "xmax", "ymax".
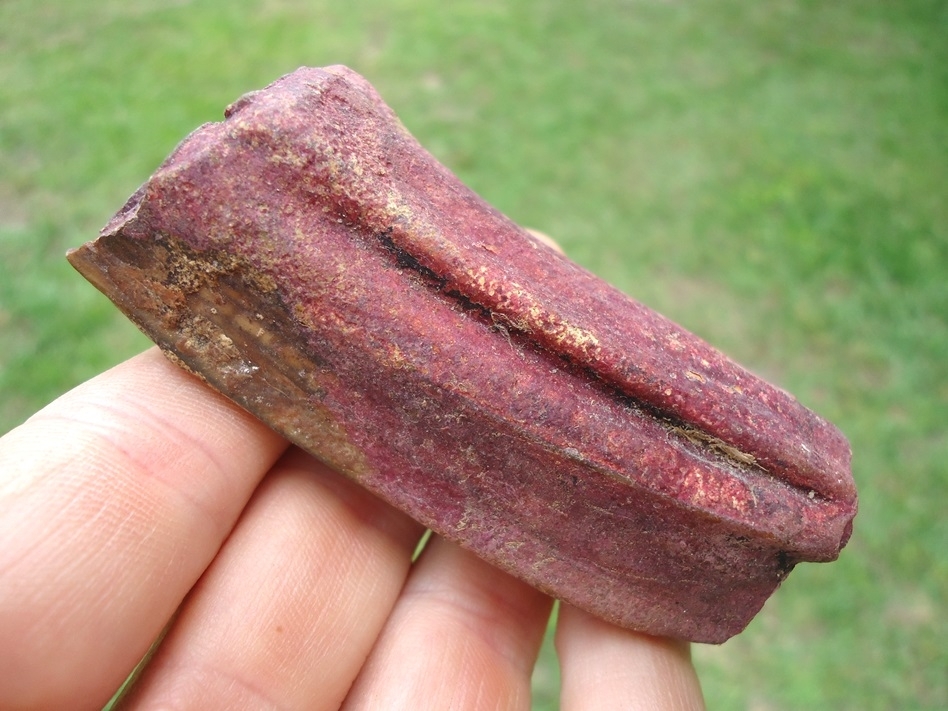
[{"xmin": 67, "ymin": 66, "xmax": 856, "ymax": 643}]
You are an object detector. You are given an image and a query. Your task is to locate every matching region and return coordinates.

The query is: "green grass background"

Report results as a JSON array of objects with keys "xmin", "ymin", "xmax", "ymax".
[{"xmin": 1, "ymin": 0, "xmax": 945, "ymax": 708}]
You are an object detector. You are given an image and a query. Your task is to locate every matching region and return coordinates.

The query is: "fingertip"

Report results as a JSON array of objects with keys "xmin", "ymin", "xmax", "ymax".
[
  {"xmin": 0, "ymin": 348, "xmax": 288, "ymax": 709},
  {"xmin": 524, "ymin": 228, "xmax": 565, "ymax": 254},
  {"xmin": 555, "ymin": 604, "xmax": 705, "ymax": 711},
  {"xmin": 343, "ymin": 537, "xmax": 553, "ymax": 710},
  {"xmin": 116, "ymin": 448, "xmax": 425, "ymax": 710}
]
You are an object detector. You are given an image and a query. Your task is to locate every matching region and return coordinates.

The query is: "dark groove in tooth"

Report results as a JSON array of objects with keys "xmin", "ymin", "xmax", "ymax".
[{"xmin": 371, "ymin": 218, "xmax": 810, "ymax": 486}]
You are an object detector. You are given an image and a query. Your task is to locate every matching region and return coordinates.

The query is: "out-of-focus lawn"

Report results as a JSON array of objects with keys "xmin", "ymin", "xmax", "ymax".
[{"xmin": 1, "ymin": 1, "xmax": 945, "ymax": 708}]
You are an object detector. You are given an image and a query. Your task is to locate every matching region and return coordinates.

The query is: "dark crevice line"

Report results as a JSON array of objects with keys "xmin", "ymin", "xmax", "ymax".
[{"xmin": 376, "ymin": 229, "xmax": 447, "ymax": 290}]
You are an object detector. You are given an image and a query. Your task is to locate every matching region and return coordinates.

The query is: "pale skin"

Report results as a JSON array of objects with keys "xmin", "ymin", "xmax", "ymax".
[{"xmin": 0, "ymin": 234, "xmax": 705, "ymax": 710}]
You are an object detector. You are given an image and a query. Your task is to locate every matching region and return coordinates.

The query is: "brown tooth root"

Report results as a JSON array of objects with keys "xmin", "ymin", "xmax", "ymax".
[{"xmin": 67, "ymin": 65, "xmax": 857, "ymax": 643}]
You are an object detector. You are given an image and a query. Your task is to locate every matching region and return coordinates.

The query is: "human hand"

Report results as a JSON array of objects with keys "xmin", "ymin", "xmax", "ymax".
[{"xmin": 0, "ymin": 347, "xmax": 704, "ymax": 710}]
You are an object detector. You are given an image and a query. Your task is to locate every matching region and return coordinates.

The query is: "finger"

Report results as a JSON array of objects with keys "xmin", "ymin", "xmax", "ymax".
[
  {"xmin": 555, "ymin": 604, "xmax": 705, "ymax": 711},
  {"xmin": 524, "ymin": 228, "xmax": 565, "ymax": 254},
  {"xmin": 117, "ymin": 447, "xmax": 424, "ymax": 710},
  {"xmin": 0, "ymin": 348, "xmax": 288, "ymax": 711},
  {"xmin": 342, "ymin": 536, "xmax": 553, "ymax": 711}
]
